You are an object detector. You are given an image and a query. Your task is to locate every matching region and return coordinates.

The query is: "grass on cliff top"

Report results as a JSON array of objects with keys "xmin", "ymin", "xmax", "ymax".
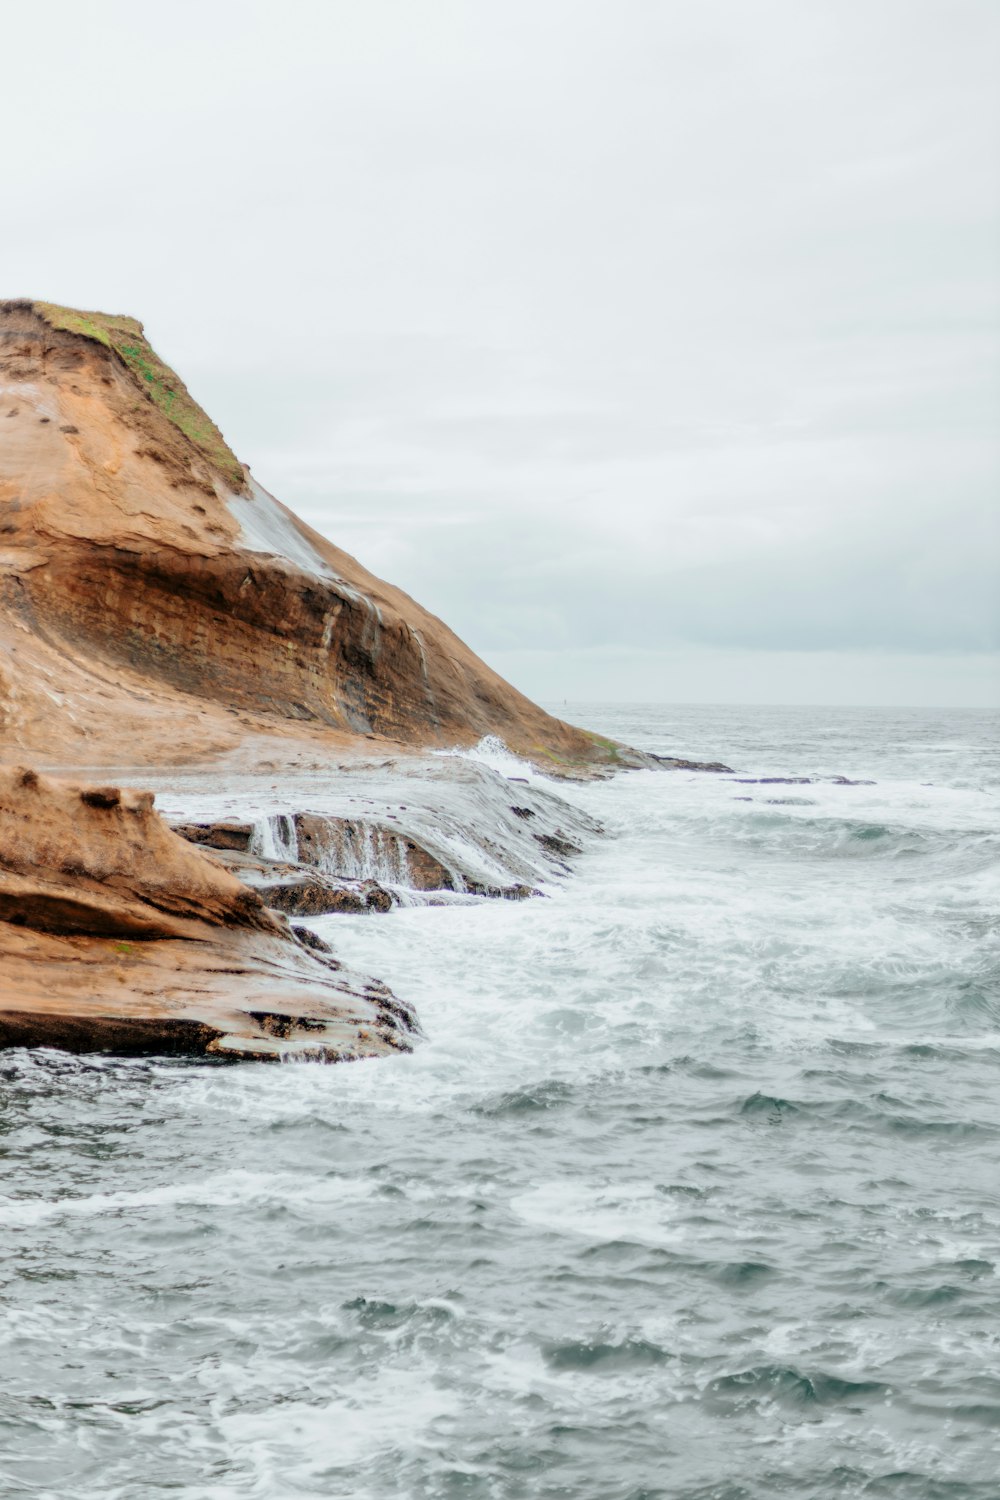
[{"xmin": 33, "ymin": 301, "xmax": 243, "ymax": 487}]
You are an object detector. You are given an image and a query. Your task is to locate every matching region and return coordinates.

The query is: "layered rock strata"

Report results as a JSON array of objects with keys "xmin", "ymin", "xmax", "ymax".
[
  {"xmin": 0, "ymin": 767, "xmax": 417, "ymax": 1060},
  {"xmin": 157, "ymin": 753, "xmax": 602, "ymax": 909},
  {"xmin": 0, "ymin": 300, "xmax": 609, "ymax": 769},
  {"xmin": 0, "ymin": 299, "xmax": 624, "ymax": 1058}
]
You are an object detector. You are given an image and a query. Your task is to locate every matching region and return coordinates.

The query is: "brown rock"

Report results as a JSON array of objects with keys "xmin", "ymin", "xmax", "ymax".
[
  {"xmin": 0, "ymin": 766, "xmax": 417, "ymax": 1060},
  {"xmin": 293, "ymin": 812, "xmax": 455, "ymax": 891},
  {"xmin": 171, "ymin": 820, "xmax": 255, "ymax": 852},
  {"xmin": 79, "ymin": 786, "xmax": 121, "ymax": 809},
  {"xmin": 258, "ymin": 873, "xmax": 395, "ymax": 917},
  {"xmin": 0, "ymin": 300, "xmax": 631, "ymax": 1061},
  {"xmin": 534, "ymin": 831, "xmax": 583, "ymax": 860},
  {"xmin": 0, "ymin": 301, "xmax": 615, "ymax": 771}
]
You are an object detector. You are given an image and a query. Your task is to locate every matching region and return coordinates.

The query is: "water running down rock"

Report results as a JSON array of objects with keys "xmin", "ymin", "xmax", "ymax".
[{"xmin": 0, "ymin": 301, "xmax": 634, "ymax": 1054}]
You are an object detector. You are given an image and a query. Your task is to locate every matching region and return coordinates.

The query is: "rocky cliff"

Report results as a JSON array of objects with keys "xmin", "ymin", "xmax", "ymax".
[
  {"xmin": 0, "ymin": 299, "xmax": 618, "ymax": 1059},
  {"xmin": 0, "ymin": 299, "xmax": 602, "ymax": 768}
]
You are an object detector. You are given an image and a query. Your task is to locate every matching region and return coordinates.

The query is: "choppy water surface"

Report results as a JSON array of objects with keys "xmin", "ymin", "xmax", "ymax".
[{"xmin": 2, "ymin": 704, "xmax": 999, "ymax": 1499}]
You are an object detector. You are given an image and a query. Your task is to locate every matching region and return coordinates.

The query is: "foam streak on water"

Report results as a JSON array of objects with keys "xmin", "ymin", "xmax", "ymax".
[{"xmin": 1, "ymin": 705, "xmax": 998, "ymax": 1499}]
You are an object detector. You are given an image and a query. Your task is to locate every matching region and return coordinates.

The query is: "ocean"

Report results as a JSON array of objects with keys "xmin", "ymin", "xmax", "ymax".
[{"xmin": 1, "ymin": 704, "xmax": 998, "ymax": 1499}]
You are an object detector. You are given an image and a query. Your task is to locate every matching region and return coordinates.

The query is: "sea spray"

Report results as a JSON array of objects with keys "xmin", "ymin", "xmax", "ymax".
[
  {"xmin": 5, "ymin": 706, "xmax": 996, "ymax": 1499},
  {"xmin": 248, "ymin": 811, "xmax": 299, "ymax": 862}
]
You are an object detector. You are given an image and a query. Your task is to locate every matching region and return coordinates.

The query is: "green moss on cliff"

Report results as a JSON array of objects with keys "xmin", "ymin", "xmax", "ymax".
[
  {"xmin": 33, "ymin": 301, "xmax": 243, "ymax": 488},
  {"xmin": 582, "ymin": 731, "xmax": 622, "ymax": 763}
]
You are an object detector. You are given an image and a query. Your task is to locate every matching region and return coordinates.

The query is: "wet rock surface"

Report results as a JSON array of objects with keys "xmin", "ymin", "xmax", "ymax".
[
  {"xmin": 0, "ymin": 767, "xmax": 418, "ymax": 1061},
  {"xmin": 534, "ymin": 831, "xmax": 584, "ymax": 859},
  {"xmin": 0, "ymin": 302, "xmax": 625, "ymax": 1064},
  {"xmin": 165, "ymin": 835, "xmax": 399, "ymax": 917},
  {"xmin": 160, "ymin": 755, "xmax": 601, "ymax": 913},
  {"xmin": 0, "ymin": 751, "xmax": 599, "ymax": 1062},
  {"xmin": 0, "ymin": 302, "xmax": 614, "ymax": 771},
  {"xmin": 171, "ymin": 820, "xmax": 255, "ymax": 851},
  {"xmin": 652, "ymin": 755, "xmax": 736, "ymax": 773}
]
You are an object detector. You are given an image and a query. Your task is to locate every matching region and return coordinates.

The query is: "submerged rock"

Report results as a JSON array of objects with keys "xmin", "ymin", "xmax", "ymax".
[
  {"xmin": 165, "ymin": 832, "xmax": 399, "ymax": 917},
  {"xmin": 735, "ymin": 775, "xmax": 876, "ymax": 787},
  {"xmin": 270, "ymin": 876, "xmax": 395, "ymax": 916},
  {"xmin": 735, "ymin": 776, "xmax": 814, "ymax": 786}
]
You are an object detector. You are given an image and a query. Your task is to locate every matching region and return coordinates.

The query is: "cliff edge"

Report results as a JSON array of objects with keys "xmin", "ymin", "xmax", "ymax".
[
  {"xmin": 0, "ymin": 300, "xmax": 618, "ymax": 1060},
  {"xmin": 0, "ymin": 300, "xmax": 603, "ymax": 769}
]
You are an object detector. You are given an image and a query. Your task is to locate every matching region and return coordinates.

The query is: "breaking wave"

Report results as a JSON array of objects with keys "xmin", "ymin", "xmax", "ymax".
[{"xmin": 1, "ymin": 703, "xmax": 998, "ymax": 1499}]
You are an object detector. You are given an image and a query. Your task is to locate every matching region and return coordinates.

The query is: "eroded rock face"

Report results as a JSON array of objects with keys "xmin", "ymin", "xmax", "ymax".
[
  {"xmin": 0, "ymin": 300, "xmax": 607, "ymax": 769},
  {"xmin": 162, "ymin": 757, "xmax": 599, "ymax": 906},
  {"xmin": 0, "ymin": 300, "xmax": 622, "ymax": 1062},
  {"xmin": 168, "ymin": 835, "xmax": 400, "ymax": 917},
  {"xmin": 293, "ymin": 812, "xmax": 454, "ymax": 892},
  {"xmin": 0, "ymin": 766, "xmax": 417, "ymax": 1060}
]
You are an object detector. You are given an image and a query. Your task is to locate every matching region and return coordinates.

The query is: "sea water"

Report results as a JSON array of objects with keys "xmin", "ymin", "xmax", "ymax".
[{"xmin": 1, "ymin": 704, "xmax": 998, "ymax": 1500}]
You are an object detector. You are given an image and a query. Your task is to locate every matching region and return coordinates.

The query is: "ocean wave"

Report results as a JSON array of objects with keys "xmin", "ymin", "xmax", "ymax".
[
  {"xmin": 0, "ymin": 1170, "xmax": 378, "ymax": 1228},
  {"xmin": 705, "ymin": 1363, "xmax": 890, "ymax": 1410},
  {"xmin": 434, "ymin": 733, "xmax": 548, "ymax": 782},
  {"xmin": 737, "ymin": 1090, "xmax": 997, "ymax": 1137},
  {"xmin": 541, "ymin": 1335, "xmax": 673, "ymax": 1372},
  {"xmin": 471, "ymin": 1079, "xmax": 578, "ymax": 1116},
  {"xmin": 5, "ymin": 705, "xmax": 999, "ymax": 1499}
]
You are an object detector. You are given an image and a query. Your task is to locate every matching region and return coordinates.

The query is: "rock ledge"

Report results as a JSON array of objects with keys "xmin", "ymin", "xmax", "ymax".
[{"xmin": 0, "ymin": 766, "xmax": 417, "ymax": 1061}]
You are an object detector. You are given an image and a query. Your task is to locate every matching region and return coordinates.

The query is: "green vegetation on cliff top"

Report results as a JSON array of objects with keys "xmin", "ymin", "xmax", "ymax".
[{"xmin": 33, "ymin": 301, "xmax": 243, "ymax": 487}]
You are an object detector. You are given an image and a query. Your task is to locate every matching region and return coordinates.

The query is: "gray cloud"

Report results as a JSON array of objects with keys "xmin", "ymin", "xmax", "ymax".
[{"xmin": 4, "ymin": 0, "xmax": 998, "ymax": 703}]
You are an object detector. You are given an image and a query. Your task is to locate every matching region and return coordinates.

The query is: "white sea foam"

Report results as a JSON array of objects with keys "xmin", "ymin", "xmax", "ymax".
[
  {"xmin": 510, "ymin": 1180, "xmax": 687, "ymax": 1250},
  {"xmin": 435, "ymin": 732, "xmax": 550, "ymax": 783},
  {"xmin": 217, "ymin": 1371, "xmax": 460, "ymax": 1483},
  {"xmin": 3, "ymin": 705, "xmax": 998, "ymax": 1500},
  {"xmin": 0, "ymin": 1170, "xmax": 377, "ymax": 1228},
  {"xmin": 248, "ymin": 812, "xmax": 299, "ymax": 862}
]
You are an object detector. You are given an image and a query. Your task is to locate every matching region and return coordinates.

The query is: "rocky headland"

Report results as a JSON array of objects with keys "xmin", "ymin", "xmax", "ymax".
[
  {"xmin": 0, "ymin": 300, "xmax": 608, "ymax": 767},
  {"xmin": 0, "ymin": 300, "xmax": 633, "ymax": 1059}
]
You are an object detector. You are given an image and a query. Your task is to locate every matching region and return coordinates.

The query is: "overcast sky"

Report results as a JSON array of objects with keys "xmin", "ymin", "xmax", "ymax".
[{"xmin": 5, "ymin": 0, "xmax": 998, "ymax": 705}]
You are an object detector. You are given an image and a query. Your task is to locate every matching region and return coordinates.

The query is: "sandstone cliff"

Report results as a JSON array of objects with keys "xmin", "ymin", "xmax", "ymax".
[
  {"xmin": 0, "ymin": 300, "xmax": 602, "ymax": 769},
  {"xmin": 0, "ymin": 299, "xmax": 620, "ymax": 1059}
]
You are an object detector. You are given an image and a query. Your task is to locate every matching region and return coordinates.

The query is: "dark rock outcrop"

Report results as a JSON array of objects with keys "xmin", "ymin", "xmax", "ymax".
[
  {"xmin": 261, "ymin": 874, "xmax": 395, "ymax": 917},
  {"xmin": 652, "ymin": 755, "xmax": 736, "ymax": 773},
  {"xmin": 172, "ymin": 821, "xmax": 255, "ymax": 851},
  {"xmin": 734, "ymin": 776, "xmax": 876, "ymax": 787}
]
